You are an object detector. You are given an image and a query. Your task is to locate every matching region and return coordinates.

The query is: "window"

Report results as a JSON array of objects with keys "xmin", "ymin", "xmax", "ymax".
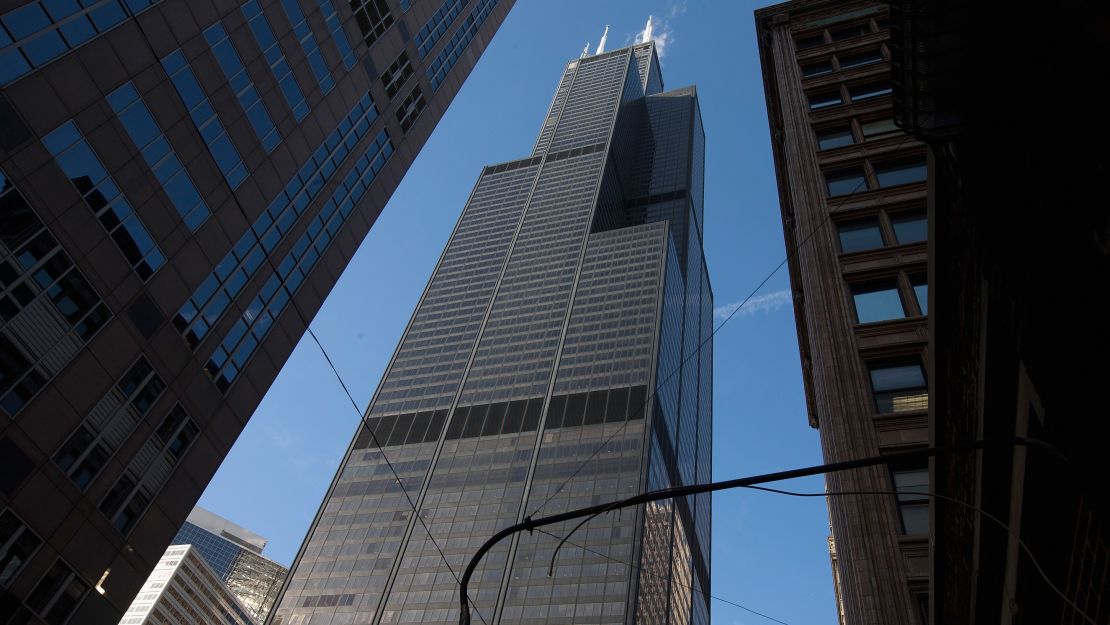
[
  {"xmin": 42, "ymin": 121, "xmax": 166, "ymax": 278},
  {"xmin": 825, "ymin": 168, "xmax": 868, "ymax": 197},
  {"xmin": 830, "ymin": 23, "xmax": 869, "ymax": 41},
  {"xmin": 426, "ymin": 0, "xmax": 498, "ymax": 91},
  {"xmin": 869, "ymin": 361, "xmax": 927, "ymax": 413},
  {"xmin": 280, "ymin": 0, "xmax": 334, "ymax": 93},
  {"xmin": 415, "ymin": 0, "xmax": 469, "ymax": 58},
  {"xmin": 350, "ymin": 0, "xmax": 394, "ymax": 47},
  {"xmin": 801, "ymin": 59, "xmax": 833, "ymax": 78},
  {"xmin": 837, "ymin": 218, "xmax": 883, "ymax": 253},
  {"xmin": 875, "ymin": 158, "xmax": 927, "ymax": 187},
  {"xmin": 0, "ymin": 508, "xmax": 42, "ymax": 586},
  {"xmin": 396, "ymin": 85, "xmax": 426, "ymax": 132},
  {"xmin": 808, "ymin": 91, "xmax": 842, "ymax": 110},
  {"xmin": 911, "ymin": 275, "xmax": 927, "ymax": 314},
  {"xmin": 892, "ymin": 466, "xmax": 929, "ymax": 534},
  {"xmin": 816, "ymin": 126, "xmax": 854, "ymax": 150},
  {"xmin": 107, "ymin": 82, "xmax": 209, "ymax": 231},
  {"xmin": 851, "ymin": 281, "xmax": 905, "ymax": 323},
  {"xmin": 26, "ymin": 559, "xmax": 88, "ymax": 625},
  {"xmin": 316, "ymin": 0, "xmax": 357, "ymax": 69},
  {"xmin": 794, "ymin": 33, "xmax": 824, "ymax": 50},
  {"xmin": 838, "ymin": 49, "xmax": 883, "ymax": 69},
  {"xmin": 162, "ymin": 50, "xmax": 247, "ymax": 188},
  {"xmin": 861, "ymin": 118, "xmax": 899, "ymax": 138},
  {"xmin": 242, "ymin": 0, "xmax": 309, "ymax": 121},
  {"xmin": 381, "ymin": 50, "xmax": 413, "ymax": 99},
  {"xmin": 204, "ymin": 22, "xmax": 280, "ymax": 152},
  {"xmin": 891, "ymin": 213, "xmax": 927, "ymax": 244},
  {"xmin": 848, "ymin": 81, "xmax": 892, "ymax": 102}
]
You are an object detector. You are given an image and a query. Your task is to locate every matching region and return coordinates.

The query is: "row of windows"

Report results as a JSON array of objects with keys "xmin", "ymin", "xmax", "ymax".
[
  {"xmin": 850, "ymin": 273, "xmax": 926, "ymax": 324},
  {"xmin": 316, "ymin": 0, "xmax": 357, "ymax": 69},
  {"xmin": 280, "ymin": 0, "xmax": 334, "ymax": 94},
  {"xmin": 204, "ymin": 22, "xmax": 282, "ymax": 153},
  {"xmin": 815, "ymin": 116, "xmax": 900, "ymax": 150},
  {"xmin": 809, "ymin": 80, "xmax": 892, "ymax": 111},
  {"xmin": 0, "ymin": 508, "xmax": 42, "ymax": 587},
  {"xmin": 794, "ymin": 14, "xmax": 888, "ymax": 51},
  {"xmin": 427, "ymin": 0, "xmax": 499, "ymax": 91},
  {"xmin": 243, "ymin": 0, "xmax": 309, "ymax": 122},
  {"xmin": 0, "ymin": 0, "xmax": 163, "ymax": 86},
  {"xmin": 107, "ymin": 82, "xmax": 210, "ymax": 232},
  {"xmin": 350, "ymin": 0, "xmax": 394, "ymax": 48},
  {"xmin": 206, "ymin": 129, "xmax": 394, "ymax": 391},
  {"xmin": 836, "ymin": 210, "xmax": 925, "ymax": 254},
  {"xmin": 381, "ymin": 50, "xmax": 413, "ymax": 99},
  {"xmin": 42, "ymin": 121, "xmax": 166, "ymax": 279},
  {"xmin": 414, "ymin": 0, "xmax": 469, "ymax": 58},
  {"xmin": 825, "ymin": 155, "xmax": 927, "ymax": 198},
  {"xmin": 161, "ymin": 49, "xmax": 248, "ymax": 189},
  {"xmin": 53, "ymin": 356, "xmax": 165, "ymax": 491},
  {"xmin": 173, "ymin": 95, "xmax": 378, "ymax": 350},
  {"xmin": 0, "ymin": 170, "xmax": 111, "ymax": 415},
  {"xmin": 396, "ymin": 85, "xmax": 426, "ymax": 132},
  {"xmin": 99, "ymin": 403, "xmax": 199, "ymax": 534},
  {"xmin": 801, "ymin": 47, "xmax": 885, "ymax": 78}
]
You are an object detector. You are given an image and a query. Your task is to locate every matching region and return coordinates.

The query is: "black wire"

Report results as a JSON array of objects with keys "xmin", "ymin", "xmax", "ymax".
[
  {"xmin": 534, "ymin": 528, "xmax": 792, "ymax": 625},
  {"xmin": 740, "ymin": 484, "xmax": 1097, "ymax": 625}
]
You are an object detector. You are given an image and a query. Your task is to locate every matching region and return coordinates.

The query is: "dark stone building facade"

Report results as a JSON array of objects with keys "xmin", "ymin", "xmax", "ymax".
[
  {"xmin": 756, "ymin": 1, "xmax": 930, "ymax": 623},
  {"xmin": 268, "ymin": 40, "xmax": 713, "ymax": 625},
  {"xmin": 0, "ymin": 1, "xmax": 514, "ymax": 623}
]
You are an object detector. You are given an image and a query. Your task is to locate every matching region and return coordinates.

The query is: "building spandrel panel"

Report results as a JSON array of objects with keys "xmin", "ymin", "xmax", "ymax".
[{"xmin": 272, "ymin": 38, "xmax": 711, "ymax": 625}]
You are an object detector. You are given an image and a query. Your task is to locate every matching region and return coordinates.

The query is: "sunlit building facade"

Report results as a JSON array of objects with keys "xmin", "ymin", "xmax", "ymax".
[
  {"xmin": 0, "ymin": 0, "xmax": 514, "ymax": 623},
  {"xmin": 170, "ymin": 507, "xmax": 287, "ymax": 622},
  {"xmin": 269, "ymin": 39, "xmax": 712, "ymax": 625},
  {"xmin": 118, "ymin": 544, "xmax": 257, "ymax": 625}
]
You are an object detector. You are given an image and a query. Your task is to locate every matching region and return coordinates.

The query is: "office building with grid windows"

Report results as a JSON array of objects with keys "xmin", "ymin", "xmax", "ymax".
[
  {"xmin": 268, "ymin": 40, "xmax": 712, "ymax": 625},
  {"xmin": 755, "ymin": 1, "xmax": 930, "ymax": 624},
  {"xmin": 0, "ymin": 0, "xmax": 514, "ymax": 623},
  {"xmin": 167, "ymin": 506, "xmax": 287, "ymax": 622}
]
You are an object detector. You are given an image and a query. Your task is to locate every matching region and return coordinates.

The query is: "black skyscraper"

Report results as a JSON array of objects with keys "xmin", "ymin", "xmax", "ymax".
[
  {"xmin": 270, "ymin": 39, "xmax": 712, "ymax": 625},
  {"xmin": 0, "ymin": 1, "xmax": 513, "ymax": 623}
]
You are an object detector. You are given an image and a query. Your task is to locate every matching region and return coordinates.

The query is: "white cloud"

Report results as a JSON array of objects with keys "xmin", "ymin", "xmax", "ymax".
[
  {"xmin": 670, "ymin": 1, "xmax": 688, "ymax": 18},
  {"xmin": 713, "ymin": 289, "xmax": 793, "ymax": 321}
]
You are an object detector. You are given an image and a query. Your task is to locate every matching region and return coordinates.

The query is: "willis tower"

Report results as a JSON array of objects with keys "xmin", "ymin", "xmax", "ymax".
[{"xmin": 272, "ymin": 32, "xmax": 712, "ymax": 625}]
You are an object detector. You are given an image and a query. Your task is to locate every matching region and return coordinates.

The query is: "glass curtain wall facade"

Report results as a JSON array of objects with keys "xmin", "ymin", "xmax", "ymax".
[
  {"xmin": 0, "ymin": 1, "xmax": 514, "ymax": 624},
  {"xmin": 269, "ymin": 41, "xmax": 712, "ymax": 625}
]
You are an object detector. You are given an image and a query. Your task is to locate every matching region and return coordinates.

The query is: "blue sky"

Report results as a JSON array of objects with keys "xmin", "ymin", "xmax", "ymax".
[{"xmin": 199, "ymin": 1, "xmax": 838, "ymax": 623}]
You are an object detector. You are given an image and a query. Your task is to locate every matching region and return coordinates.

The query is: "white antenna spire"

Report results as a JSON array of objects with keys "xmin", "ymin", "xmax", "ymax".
[
  {"xmin": 642, "ymin": 15, "xmax": 654, "ymax": 43},
  {"xmin": 596, "ymin": 25, "xmax": 609, "ymax": 54},
  {"xmin": 581, "ymin": 41, "xmax": 590, "ymax": 57}
]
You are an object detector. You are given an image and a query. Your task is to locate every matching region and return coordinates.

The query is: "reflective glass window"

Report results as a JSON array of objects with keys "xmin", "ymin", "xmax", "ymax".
[
  {"xmin": 875, "ymin": 159, "xmax": 927, "ymax": 187},
  {"xmin": 912, "ymin": 275, "xmax": 927, "ymax": 314},
  {"xmin": 825, "ymin": 168, "xmax": 868, "ymax": 197},
  {"xmin": 891, "ymin": 213, "xmax": 927, "ymax": 244},
  {"xmin": 861, "ymin": 118, "xmax": 900, "ymax": 138},
  {"xmin": 869, "ymin": 362, "xmax": 927, "ymax": 413},
  {"xmin": 808, "ymin": 90, "xmax": 842, "ymax": 110},
  {"xmin": 839, "ymin": 49, "xmax": 883, "ymax": 69},
  {"xmin": 837, "ymin": 218, "xmax": 883, "ymax": 253},
  {"xmin": 816, "ymin": 126, "xmax": 854, "ymax": 150},
  {"xmin": 851, "ymin": 281, "xmax": 905, "ymax": 323},
  {"xmin": 892, "ymin": 467, "xmax": 929, "ymax": 534},
  {"xmin": 801, "ymin": 59, "xmax": 832, "ymax": 78},
  {"xmin": 848, "ymin": 81, "xmax": 892, "ymax": 102}
]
